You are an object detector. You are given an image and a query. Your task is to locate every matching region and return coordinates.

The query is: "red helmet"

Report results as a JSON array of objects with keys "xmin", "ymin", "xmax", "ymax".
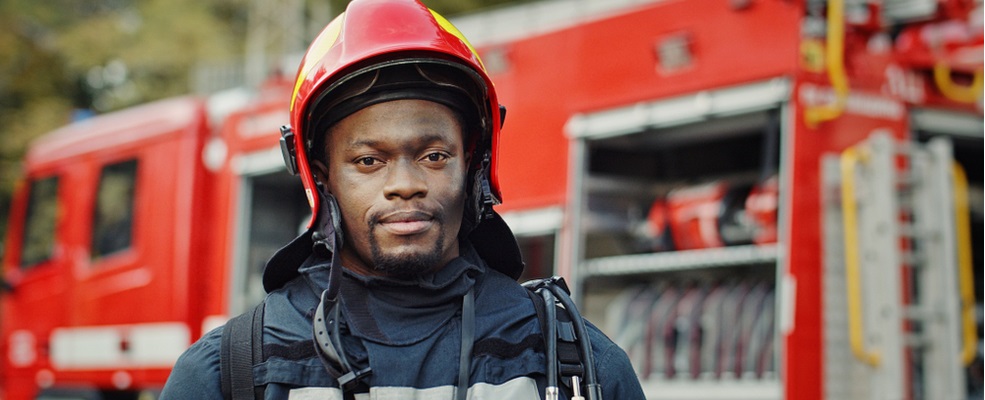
[{"xmin": 281, "ymin": 0, "xmax": 504, "ymax": 229}]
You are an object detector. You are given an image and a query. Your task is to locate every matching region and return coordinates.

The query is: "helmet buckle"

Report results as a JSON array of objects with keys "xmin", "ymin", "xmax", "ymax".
[
  {"xmin": 479, "ymin": 150, "xmax": 498, "ymax": 220},
  {"xmin": 279, "ymin": 125, "xmax": 299, "ymax": 175}
]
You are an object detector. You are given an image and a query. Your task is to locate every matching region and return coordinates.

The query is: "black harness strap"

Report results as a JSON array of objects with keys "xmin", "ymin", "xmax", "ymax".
[
  {"xmin": 220, "ymin": 302, "xmax": 266, "ymax": 400},
  {"xmin": 554, "ymin": 306, "xmax": 586, "ymax": 380},
  {"xmin": 456, "ymin": 288, "xmax": 475, "ymax": 400}
]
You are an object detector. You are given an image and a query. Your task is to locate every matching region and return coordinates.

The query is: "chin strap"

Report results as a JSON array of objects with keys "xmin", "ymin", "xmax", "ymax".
[
  {"xmin": 312, "ymin": 194, "xmax": 344, "ymax": 301},
  {"xmin": 312, "ymin": 193, "xmax": 374, "ymax": 395},
  {"xmin": 477, "ymin": 150, "xmax": 498, "ymax": 220},
  {"xmin": 313, "ymin": 292, "xmax": 372, "ymax": 394}
]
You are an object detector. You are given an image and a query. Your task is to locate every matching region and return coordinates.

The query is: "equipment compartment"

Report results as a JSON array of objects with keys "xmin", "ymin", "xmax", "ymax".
[{"xmin": 569, "ymin": 104, "xmax": 786, "ymax": 397}]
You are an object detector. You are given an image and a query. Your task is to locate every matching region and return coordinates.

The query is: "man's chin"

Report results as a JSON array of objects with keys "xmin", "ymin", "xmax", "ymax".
[
  {"xmin": 370, "ymin": 246, "xmax": 446, "ymax": 278},
  {"xmin": 368, "ymin": 224, "xmax": 454, "ymax": 278}
]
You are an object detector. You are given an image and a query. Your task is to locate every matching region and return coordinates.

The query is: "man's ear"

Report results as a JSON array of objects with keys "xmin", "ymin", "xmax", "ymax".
[{"xmin": 311, "ymin": 159, "xmax": 330, "ymax": 191}]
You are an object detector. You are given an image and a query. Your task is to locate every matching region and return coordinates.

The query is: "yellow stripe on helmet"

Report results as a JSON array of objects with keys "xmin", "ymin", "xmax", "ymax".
[
  {"xmin": 429, "ymin": 9, "xmax": 486, "ymax": 72},
  {"xmin": 291, "ymin": 15, "xmax": 345, "ymax": 112}
]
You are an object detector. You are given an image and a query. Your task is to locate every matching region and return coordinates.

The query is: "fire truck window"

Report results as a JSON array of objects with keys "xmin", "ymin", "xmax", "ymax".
[
  {"xmin": 20, "ymin": 176, "xmax": 60, "ymax": 268},
  {"xmin": 91, "ymin": 159, "xmax": 138, "ymax": 259},
  {"xmin": 241, "ymin": 171, "xmax": 307, "ymax": 307}
]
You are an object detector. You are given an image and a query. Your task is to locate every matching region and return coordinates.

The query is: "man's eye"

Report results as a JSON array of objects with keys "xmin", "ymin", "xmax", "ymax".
[
  {"xmin": 424, "ymin": 153, "xmax": 447, "ymax": 162},
  {"xmin": 357, "ymin": 157, "xmax": 378, "ymax": 166}
]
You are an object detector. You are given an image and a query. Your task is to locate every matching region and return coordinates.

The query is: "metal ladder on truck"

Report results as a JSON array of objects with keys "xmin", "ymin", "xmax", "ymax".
[{"xmin": 822, "ymin": 132, "xmax": 977, "ymax": 400}]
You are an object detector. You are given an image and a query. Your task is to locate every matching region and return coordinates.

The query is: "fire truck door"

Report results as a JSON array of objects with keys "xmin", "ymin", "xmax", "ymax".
[{"xmin": 822, "ymin": 132, "xmax": 974, "ymax": 400}]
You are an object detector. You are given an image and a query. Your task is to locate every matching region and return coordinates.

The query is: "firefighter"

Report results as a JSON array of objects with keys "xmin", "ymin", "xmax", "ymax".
[{"xmin": 162, "ymin": 0, "xmax": 643, "ymax": 398}]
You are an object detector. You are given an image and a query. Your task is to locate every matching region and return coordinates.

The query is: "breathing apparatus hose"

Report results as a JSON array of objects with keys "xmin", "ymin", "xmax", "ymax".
[
  {"xmin": 546, "ymin": 283, "xmax": 601, "ymax": 400},
  {"xmin": 541, "ymin": 289, "xmax": 559, "ymax": 400}
]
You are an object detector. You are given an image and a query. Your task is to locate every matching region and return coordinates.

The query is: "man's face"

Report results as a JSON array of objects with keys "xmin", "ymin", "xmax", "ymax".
[{"xmin": 313, "ymin": 99, "xmax": 468, "ymax": 278}]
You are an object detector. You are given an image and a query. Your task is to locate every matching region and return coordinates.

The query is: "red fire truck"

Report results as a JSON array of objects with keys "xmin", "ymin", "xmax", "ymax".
[{"xmin": 2, "ymin": 0, "xmax": 981, "ymax": 399}]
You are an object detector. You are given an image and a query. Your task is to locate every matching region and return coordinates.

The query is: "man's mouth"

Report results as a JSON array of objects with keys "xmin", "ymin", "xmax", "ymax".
[{"xmin": 375, "ymin": 210, "xmax": 435, "ymax": 235}]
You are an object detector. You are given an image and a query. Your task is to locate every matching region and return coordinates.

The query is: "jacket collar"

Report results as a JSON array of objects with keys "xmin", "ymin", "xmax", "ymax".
[{"xmin": 335, "ymin": 243, "xmax": 483, "ymax": 345}]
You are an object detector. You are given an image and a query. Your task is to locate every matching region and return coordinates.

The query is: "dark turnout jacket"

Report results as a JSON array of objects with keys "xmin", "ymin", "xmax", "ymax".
[{"xmin": 162, "ymin": 236, "xmax": 644, "ymax": 399}]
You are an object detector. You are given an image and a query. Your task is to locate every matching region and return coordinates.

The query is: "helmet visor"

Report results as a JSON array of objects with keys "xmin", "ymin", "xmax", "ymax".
[{"xmin": 306, "ymin": 59, "xmax": 488, "ymax": 162}]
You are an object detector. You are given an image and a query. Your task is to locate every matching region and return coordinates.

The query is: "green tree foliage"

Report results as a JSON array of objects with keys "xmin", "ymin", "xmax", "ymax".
[{"xmin": 0, "ymin": 0, "xmax": 245, "ymax": 248}]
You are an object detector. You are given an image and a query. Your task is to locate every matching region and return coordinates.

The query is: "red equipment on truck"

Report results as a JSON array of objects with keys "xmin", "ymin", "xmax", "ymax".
[{"xmin": 2, "ymin": 0, "xmax": 981, "ymax": 399}]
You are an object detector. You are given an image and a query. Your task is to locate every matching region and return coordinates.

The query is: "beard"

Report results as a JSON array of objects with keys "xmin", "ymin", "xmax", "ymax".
[{"xmin": 366, "ymin": 218, "xmax": 448, "ymax": 279}]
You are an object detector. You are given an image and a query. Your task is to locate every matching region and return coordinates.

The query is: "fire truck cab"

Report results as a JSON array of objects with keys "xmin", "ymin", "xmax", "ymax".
[{"xmin": 1, "ymin": 96, "xmax": 218, "ymax": 397}]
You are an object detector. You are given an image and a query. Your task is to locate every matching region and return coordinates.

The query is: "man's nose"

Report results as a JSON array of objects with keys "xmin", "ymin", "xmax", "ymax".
[{"xmin": 383, "ymin": 158, "xmax": 427, "ymax": 199}]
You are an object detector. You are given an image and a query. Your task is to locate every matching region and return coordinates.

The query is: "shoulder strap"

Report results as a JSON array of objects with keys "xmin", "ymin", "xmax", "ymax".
[
  {"xmin": 553, "ymin": 301, "xmax": 586, "ymax": 380},
  {"xmin": 220, "ymin": 302, "xmax": 266, "ymax": 400}
]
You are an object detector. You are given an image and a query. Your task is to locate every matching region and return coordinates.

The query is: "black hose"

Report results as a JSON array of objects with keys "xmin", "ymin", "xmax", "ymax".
[
  {"xmin": 540, "ymin": 289, "xmax": 558, "ymax": 396},
  {"xmin": 548, "ymin": 284, "xmax": 601, "ymax": 400}
]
